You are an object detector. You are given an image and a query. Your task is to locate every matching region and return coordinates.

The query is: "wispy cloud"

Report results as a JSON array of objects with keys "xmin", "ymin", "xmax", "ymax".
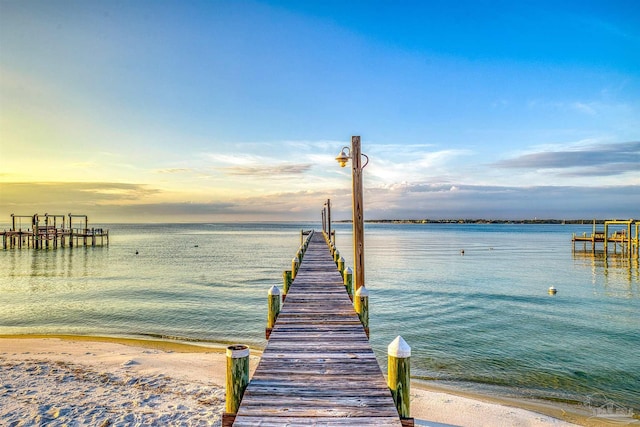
[
  {"xmin": 571, "ymin": 102, "xmax": 597, "ymax": 115},
  {"xmin": 493, "ymin": 141, "xmax": 640, "ymax": 176},
  {"xmin": 222, "ymin": 163, "xmax": 313, "ymax": 177},
  {"xmin": 0, "ymin": 182, "xmax": 159, "ymax": 206},
  {"xmin": 155, "ymin": 168, "xmax": 193, "ymax": 174},
  {"xmin": 367, "ymin": 148, "xmax": 472, "ymax": 184}
]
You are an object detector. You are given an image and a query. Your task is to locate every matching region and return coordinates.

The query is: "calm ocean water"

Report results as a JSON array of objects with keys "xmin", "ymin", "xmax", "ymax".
[{"xmin": 1, "ymin": 222, "xmax": 638, "ymax": 412}]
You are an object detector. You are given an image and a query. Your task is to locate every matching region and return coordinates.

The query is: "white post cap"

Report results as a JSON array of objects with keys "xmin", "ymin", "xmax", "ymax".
[
  {"xmin": 268, "ymin": 285, "xmax": 280, "ymax": 296},
  {"xmin": 292, "ymin": 258, "xmax": 299, "ymax": 264},
  {"xmin": 344, "ymin": 266, "xmax": 353, "ymax": 274},
  {"xmin": 388, "ymin": 335, "xmax": 411, "ymax": 358},
  {"xmin": 227, "ymin": 344, "xmax": 250, "ymax": 358},
  {"xmin": 355, "ymin": 285, "xmax": 369, "ymax": 297},
  {"xmin": 339, "ymin": 256, "xmax": 345, "ymax": 263}
]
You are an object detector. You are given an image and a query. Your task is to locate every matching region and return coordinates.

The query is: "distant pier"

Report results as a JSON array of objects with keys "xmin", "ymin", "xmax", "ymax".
[
  {"xmin": 1, "ymin": 213, "xmax": 109, "ymax": 249},
  {"xmin": 572, "ymin": 219, "xmax": 639, "ymax": 258}
]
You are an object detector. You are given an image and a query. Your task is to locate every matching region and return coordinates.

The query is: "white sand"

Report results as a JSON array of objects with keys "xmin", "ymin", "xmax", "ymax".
[{"xmin": 0, "ymin": 337, "xmax": 628, "ymax": 426}]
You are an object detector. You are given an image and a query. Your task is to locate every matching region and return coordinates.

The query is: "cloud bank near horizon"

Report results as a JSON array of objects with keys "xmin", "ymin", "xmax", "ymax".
[{"xmin": 1, "ymin": 180, "xmax": 637, "ymax": 224}]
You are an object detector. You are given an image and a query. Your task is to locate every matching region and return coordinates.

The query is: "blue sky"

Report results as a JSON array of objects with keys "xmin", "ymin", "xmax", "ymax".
[{"xmin": 1, "ymin": 0, "xmax": 639, "ymax": 222}]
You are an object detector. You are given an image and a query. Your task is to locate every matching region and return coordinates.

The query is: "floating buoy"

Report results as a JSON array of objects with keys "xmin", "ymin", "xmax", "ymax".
[
  {"xmin": 460, "ymin": 249, "xmax": 465, "ymax": 255},
  {"xmin": 135, "ymin": 250, "xmax": 139, "ymax": 255},
  {"xmin": 548, "ymin": 286, "xmax": 557, "ymax": 295}
]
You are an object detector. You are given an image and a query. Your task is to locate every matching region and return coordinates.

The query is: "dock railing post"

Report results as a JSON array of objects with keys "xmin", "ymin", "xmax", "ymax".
[
  {"xmin": 354, "ymin": 285, "xmax": 369, "ymax": 338},
  {"xmin": 388, "ymin": 336, "xmax": 413, "ymax": 425},
  {"xmin": 266, "ymin": 285, "xmax": 281, "ymax": 339},
  {"xmin": 344, "ymin": 266, "xmax": 354, "ymax": 301},
  {"xmin": 282, "ymin": 270, "xmax": 292, "ymax": 301},
  {"xmin": 223, "ymin": 344, "xmax": 250, "ymax": 427},
  {"xmin": 292, "ymin": 257, "xmax": 299, "ymax": 279},
  {"xmin": 337, "ymin": 256, "xmax": 345, "ymax": 279}
]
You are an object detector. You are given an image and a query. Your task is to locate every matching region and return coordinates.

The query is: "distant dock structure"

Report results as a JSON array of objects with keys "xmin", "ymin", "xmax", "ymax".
[
  {"xmin": 572, "ymin": 219, "xmax": 639, "ymax": 258},
  {"xmin": 1, "ymin": 213, "xmax": 109, "ymax": 249}
]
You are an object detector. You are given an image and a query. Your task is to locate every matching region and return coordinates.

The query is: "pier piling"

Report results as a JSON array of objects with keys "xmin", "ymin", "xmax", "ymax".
[
  {"xmin": 344, "ymin": 266, "xmax": 354, "ymax": 301},
  {"xmin": 223, "ymin": 344, "xmax": 250, "ymax": 427},
  {"xmin": 354, "ymin": 285, "xmax": 369, "ymax": 338},
  {"xmin": 388, "ymin": 336, "xmax": 413, "ymax": 422},
  {"xmin": 282, "ymin": 270, "xmax": 292, "ymax": 301},
  {"xmin": 265, "ymin": 285, "xmax": 281, "ymax": 339}
]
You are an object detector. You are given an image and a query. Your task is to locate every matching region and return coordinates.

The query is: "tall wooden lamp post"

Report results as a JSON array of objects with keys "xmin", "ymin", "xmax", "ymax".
[{"xmin": 335, "ymin": 136, "xmax": 369, "ymax": 291}]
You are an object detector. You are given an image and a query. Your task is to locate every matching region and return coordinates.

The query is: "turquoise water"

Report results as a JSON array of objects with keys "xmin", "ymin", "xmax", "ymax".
[{"xmin": 1, "ymin": 222, "xmax": 638, "ymax": 412}]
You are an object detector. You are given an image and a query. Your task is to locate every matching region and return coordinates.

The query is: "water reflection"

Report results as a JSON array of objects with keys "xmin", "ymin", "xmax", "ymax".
[{"xmin": 572, "ymin": 250, "xmax": 639, "ymax": 297}]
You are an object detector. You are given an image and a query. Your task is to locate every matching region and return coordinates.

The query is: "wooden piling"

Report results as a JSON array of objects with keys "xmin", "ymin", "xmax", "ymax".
[
  {"xmin": 223, "ymin": 344, "xmax": 250, "ymax": 427},
  {"xmin": 388, "ymin": 336, "xmax": 413, "ymax": 425},
  {"xmin": 282, "ymin": 270, "xmax": 292, "ymax": 301},
  {"xmin": 337, "ymin": 256, "xmax": 345, "ymax": 278},
  {"xmin": 292, "ymin": 257, "xmax": 299, "ymax": 279},
  {"xmin": 354, "ymin": 285, "xmax": 369, "ymax": 338},
  {"xmin": 344, "ymin": 266, "xmax": 354, "ymax": 301},
  {"xmin": 266, "ymin": 285, "xmax": 281, "ymax": 339}
]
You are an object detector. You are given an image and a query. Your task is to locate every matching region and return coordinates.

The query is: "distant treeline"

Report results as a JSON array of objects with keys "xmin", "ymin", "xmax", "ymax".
[{"xmin": 335, "ymin": 219, "xmax": 616, "ymax": 225}]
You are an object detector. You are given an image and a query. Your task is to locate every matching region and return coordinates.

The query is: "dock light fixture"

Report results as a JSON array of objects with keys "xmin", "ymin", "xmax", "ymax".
[
  {"xmin": 335, "ymin": 136, "xmax": 369, "ymax": 292},
  {"xmin": 335, "ymin": 148, "xmax": 350, "ymax": 167},
  {"xmin": 335, "ymin": 146, "xmax": 369, "ymax": 169}
]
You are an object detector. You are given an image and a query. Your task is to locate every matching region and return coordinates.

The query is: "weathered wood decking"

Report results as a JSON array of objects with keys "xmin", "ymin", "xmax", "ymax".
[{"xmin": 232, "ymin": 232, "xmax": 402, "ymax": 426}]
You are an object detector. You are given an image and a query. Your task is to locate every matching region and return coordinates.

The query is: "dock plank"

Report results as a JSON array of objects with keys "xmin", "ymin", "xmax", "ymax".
[{"xmin": 232, "ymin": 231, "xmax": 402, "ymax": 426}]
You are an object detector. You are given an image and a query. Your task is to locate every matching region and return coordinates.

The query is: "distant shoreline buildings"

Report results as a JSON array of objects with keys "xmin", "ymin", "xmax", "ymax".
[{"xmin": 337, "ymin": 219, "xmax": 634, "ymax": 225}]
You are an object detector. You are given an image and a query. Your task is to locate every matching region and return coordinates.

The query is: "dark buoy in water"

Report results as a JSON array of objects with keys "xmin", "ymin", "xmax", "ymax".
[
  {"xmin": 548, "ymin": 286, "xmax": 557, "ymax": 295},
  {"xmin": 135, "ymin": 250, "xmax": 139, "ymax": 255},
  {"xmin": 460, "ymin": 249, "xmax": 465, "ymax": 255}
]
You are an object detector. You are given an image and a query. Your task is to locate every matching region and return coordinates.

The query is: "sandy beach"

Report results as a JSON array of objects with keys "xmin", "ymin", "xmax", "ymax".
[{"xmin": 0, "ymin": 336, "xmax": 634, "ymax": 426}]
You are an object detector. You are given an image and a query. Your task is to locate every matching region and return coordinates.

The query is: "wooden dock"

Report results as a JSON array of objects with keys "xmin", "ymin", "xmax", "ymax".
[
  {"xmin": 230, "ymin": 231, "xmax": 406, "ymax": 426},
  {"xmin": 572, "ymin": 219, "xmax": 639, "ymax": 258},
  {"xmin": 1, "ymin": 213, "xmax": 109, "ymax": 249}
]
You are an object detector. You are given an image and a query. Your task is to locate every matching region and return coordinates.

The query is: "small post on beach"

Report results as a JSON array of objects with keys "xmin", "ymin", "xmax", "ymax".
[
  {"xmin": 292, "ymin": 257, "xmax": 299, "ymax": 279},
  {"xmin": 337, "ymin": 256, "xmax": 345, "ymax": 278},
  {"xmin": 223, "ymin": 344, "xmax": 250, "ymax": 427},
  {"xmin": 266, "ymin": 285, "xmax": 281, "ymax": 339},
  {"xmin": 344, "ymin": 266, "xmax": 354, "ymax": 301},
  {"xmin": 282, "ymin": 270, "xmax": 292, "ymax": 301},
  {"xmin": 388, "ymin": 336, "xmax": 413, "ymax": 425},
  {"xmin": 354, "ymin": 285, "xmax": 369, "ymax": 338}
]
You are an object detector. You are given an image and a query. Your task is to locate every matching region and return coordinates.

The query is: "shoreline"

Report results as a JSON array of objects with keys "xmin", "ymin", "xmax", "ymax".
[{"xmin": 3, "ymin": 335, "xmax": 636, "ymax": 426}]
